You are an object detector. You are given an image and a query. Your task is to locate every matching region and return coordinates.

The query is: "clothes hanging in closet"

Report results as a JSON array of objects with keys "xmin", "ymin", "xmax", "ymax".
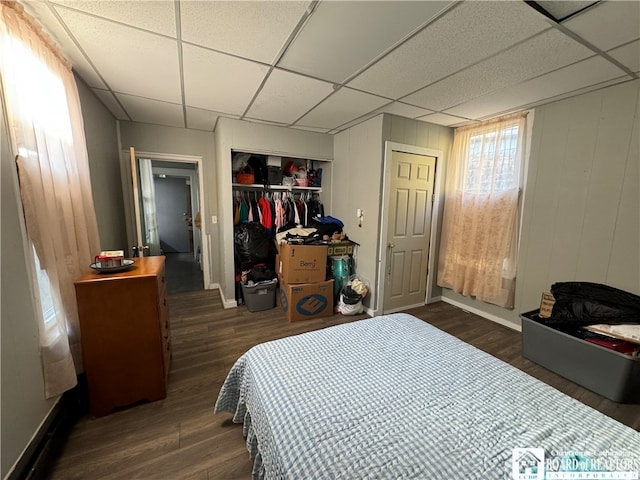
[{"xmin": 233, "ymin": 189, "xmax": 324, "ymax": 238}]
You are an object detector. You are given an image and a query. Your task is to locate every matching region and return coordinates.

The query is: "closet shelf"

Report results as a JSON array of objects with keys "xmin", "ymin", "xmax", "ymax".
[{"xmin": 232, "ymin": 183, "xmax": 322, "ymax": 193}]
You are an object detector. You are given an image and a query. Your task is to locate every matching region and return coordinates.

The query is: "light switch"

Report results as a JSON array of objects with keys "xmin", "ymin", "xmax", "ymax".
[{"xmin": 211, "ymin": 215, "xmax": 217, "ymax": 224}]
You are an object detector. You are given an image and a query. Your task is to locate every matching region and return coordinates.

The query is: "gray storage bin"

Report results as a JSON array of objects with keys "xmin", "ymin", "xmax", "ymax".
[
  {"xmin": 241, "ymin": 279, "xmax": 277, "ymax": 313},
  {"xmin": 521, "ymin": 310, "xmax": 640, "ymax": 403}
]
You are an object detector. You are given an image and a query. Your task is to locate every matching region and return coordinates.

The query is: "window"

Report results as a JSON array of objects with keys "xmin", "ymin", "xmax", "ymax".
[
  {"xmin": 465, "ymin": 124, "xmax": 520, "ymax": 194},
  {"xmin": 1, "ymin": 1, "xmax": 101, "ymax": 397},
  {"xmin": 437, "ymin": 113, "xmax": 527, "ymax": 309},
  {"xmin": 32, "ymin": 244, "xmax": 56, "ymax": 326}
]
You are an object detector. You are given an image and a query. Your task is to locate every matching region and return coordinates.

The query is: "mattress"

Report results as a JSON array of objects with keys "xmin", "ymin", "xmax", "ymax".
[{"xmin": 215, "ymin": 313, "xmax": 640, "ymax": 479}]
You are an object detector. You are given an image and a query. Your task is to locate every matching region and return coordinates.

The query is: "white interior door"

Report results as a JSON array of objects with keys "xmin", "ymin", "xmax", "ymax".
[
  {"xmin": 129, "ymin": 147, "xmax": 161, "ymax": 256},
  {"xmin": 383, "ymin": 151, "xmax": 436, "ymax": 313}
]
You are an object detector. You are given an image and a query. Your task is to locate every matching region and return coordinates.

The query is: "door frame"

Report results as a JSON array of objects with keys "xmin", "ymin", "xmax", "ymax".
[
  {"xmin": 377, "ymin": 142, "xmax": 445, "ymax": 314},
  {"xmin": 122, "ymin": 149, "xmax": 211, "ymax": 290}
]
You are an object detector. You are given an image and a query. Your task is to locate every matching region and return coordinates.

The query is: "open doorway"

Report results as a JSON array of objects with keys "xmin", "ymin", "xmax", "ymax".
[
  {"xmin": 127, "ymin": 149, "xmax": 209, "ymax": 295},
  {"xmin": 151, "ymin": 161, "xmax": 202, "ymax": 294}
]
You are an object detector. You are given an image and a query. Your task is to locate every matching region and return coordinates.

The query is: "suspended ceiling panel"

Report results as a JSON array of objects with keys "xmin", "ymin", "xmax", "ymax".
[
  {"xmin": 608, "ymin": 40, "xmax": 640, "ymax": 74},
  {"xmin": 182, "ymin": 43, "xmax": 269, "ymax": 115},
  {"xmin": 416, "ymin": 112, "xmax": 470, "ymax": 127},
  {"xmin": 373, "ymin": 102, "xmax": 435, "ymax": 119},
  {"xmin": 186, "ymin": 106, "xmax": 224, "ymax": 131},
  {"xmin": 22, "ymin": 0, "xmax": 640, "ymax": 133},
  {"xmin": 92, "ymin": 89, "xmax": 128, "ymax": 121},
  {"xmin": 445, "ymin": 56, "xmax": 628, "ymax": 119},
  {"xmin": 563, "ymin": 1, "xmax": 640, "ymax": 51},
  {"xmin": 24, "ymin": 1, "xmax": 107, "ymax": 89},
  {"xmin": 116, "ymin": 93, "xmax": 185, "ymax": 128},
  {"xmin": 402, "ymin": 28, "xmax": 594, "ymax": 111},
  {"xmin": 54, "ymin": 6, "xmax": 182, "ymax": 103},
  {"xmin": 180, "ymin": 1, "xmax": 311, "ymax": 64},
  {"xmin": 245, "ymin": 69, "xmax": 335, "ymax": 124},
  {"xmin": 347, "ymin": 1, "xmax": 551, "ymax": 99},
  {"xmin": 296, "ymin": 87, "xmax": 389, "ymax": 129},
  {"xmin": 50, "ymin": 0, "xmax": 177, "ymax": 37},
  {"xmin": 277, "ymin": 1, "xmax": 454, "ymax": 83}
]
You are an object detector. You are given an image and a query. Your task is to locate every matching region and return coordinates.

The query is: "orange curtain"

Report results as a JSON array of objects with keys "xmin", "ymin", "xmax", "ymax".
[
  {"xmin": 437, "ymin": 113, "xmax": 526, "ymax": 309},
  {"xmin": 1, "ymin": 1, "xmax": 100, "ymax": 397}
]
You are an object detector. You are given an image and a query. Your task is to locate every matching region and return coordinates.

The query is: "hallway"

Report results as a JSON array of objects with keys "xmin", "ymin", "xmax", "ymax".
[{"xmin": 164, "ymin": 252, "xmax": 203, "ymax": 294}]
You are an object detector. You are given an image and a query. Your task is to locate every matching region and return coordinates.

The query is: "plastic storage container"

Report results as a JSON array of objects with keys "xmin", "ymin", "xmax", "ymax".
[
  {"xmin": 241, "ymin": 279, "xmax": 278, "ymax": 313},
  {"xmin": 520, "ymin": 309, "xmax": 640, "ymax": 403}
]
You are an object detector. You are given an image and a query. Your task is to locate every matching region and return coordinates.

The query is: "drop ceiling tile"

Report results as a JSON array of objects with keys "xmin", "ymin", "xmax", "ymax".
[
  {"xmin": 242, "ymin": 118, "xmax": 289, "ymax": 129},
  {"xmin": 245, "ymin": 69, "xmax": 334, "ymax": 124},
  {"xmin": 23, "ymin": 1, "xmax": 106, "ymax": 88},
  {"xmin": 182, "ymin": 44, "xmax": 269, "ymax": 115},
  {"xmin": 416, "ymin": 112, "xmax": 470, "ymax": 127},
  {"xmin": 54, "ymin": 7, "xmax": 181, "ymax": 103},
  {"xmin": 563, "ymin": 1, "xmax": 640, "ymax": 51},
  {"xmin": 336, "ymin": 111, "xmax": 382, "ymax": 132},
  {"xmin": 116, "ymin": 93, "xmax": 184, "ymax": 128},
  {"xmin": 536, "ymin": 1, "xmax": 597, "ymax": 21},
  {"xmin": 50, "ymin": 1, "xmax": 176, "ymax": 37},
  {"xmin": 348, "ymin": 1, "xmax": 550, "ymax": 99},
  {"xmin": 295, "ymin": 88, "xmax": 389, "ymax": 130},
  {"xmin": 180, "ymin": 1, "xmax": 310, "ymax": 64},
  {"xmin": 92, "ymin": 89, "xmax": 129, "ymax": 120},
  {"xmin": 608, "ymin": 40, "xmax": 640, "ymax": 74},
  {"xmin": 277, "ymin": 1, "xmax": 453, "ymax": 83},
  {"xmin": 402, "ymin": 29, "xmax": 593, "ymax": 111},
  {"xmin": 186, "ymin": 107, "xmax": 227, "ymax": 131},
  {"xmin": 289, "ymin": 125, "xmax": 332, "ymax": 134},
  {"xmin": 445, "ymin": 56, "xmax": 626, "ymax": 119},
  {"xmin": 373, "ymin": 102, "xmax": 434, "ymax": 119}
]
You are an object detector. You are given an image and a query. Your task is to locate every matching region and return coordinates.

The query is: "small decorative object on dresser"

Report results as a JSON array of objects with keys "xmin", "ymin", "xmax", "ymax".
[{"xmin": 74, "ymin": 256, "xmax": 171, "ymax": 417}]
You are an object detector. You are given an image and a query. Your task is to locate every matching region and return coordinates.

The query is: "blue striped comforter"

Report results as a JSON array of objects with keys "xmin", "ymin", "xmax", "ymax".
[{"xmin": 215, "ymin": 313, "xmax": 640, "ymax": 479}]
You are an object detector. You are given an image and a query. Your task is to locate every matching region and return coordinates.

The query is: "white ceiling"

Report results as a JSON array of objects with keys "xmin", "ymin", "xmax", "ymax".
[{"xmin": 24, "ymin": 0, "xmax": 640, "ymax": 134}]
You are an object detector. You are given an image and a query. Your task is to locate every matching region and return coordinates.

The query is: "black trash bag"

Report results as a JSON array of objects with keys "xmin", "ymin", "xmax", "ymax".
[
  {"xmin": 247, "ymin": 264, "xmax": 276, "ymax": 283},
  {"xmin": 340, "ymin": 285, "xmax": 362, "ymax": 305},
  {"xmin": 234, "ymin": 222, "xmax": 272, "ymax": 271},
  {"xmin": 548, "ymin": 282, "xmax": 640, "ymax": 327}
]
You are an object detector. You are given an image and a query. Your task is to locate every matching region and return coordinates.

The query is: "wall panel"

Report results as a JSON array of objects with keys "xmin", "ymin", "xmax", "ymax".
[{"xmin": 443, "ymin": 80, "xmax": 640, "ymax": 327}]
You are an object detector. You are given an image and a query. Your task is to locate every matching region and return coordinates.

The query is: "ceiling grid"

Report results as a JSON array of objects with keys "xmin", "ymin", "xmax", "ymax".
[{"xmin": 22, "ymin": 0, "xmax": 639, "ymax": 133}]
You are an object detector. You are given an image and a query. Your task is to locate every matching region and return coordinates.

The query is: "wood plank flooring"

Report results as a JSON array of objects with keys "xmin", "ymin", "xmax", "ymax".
[{"xmin": 47, "ymin": 290, "xmax": 640, "ymax": 480}]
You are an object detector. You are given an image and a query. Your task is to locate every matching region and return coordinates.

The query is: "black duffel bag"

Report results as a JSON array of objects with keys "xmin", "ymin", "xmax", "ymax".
[
  {"xmin": 234, "ymin": 222, "xmax": 272, "ymax": 271},
  {"xmin": 548, "ymin": 281, "xmax": 640, "ymax": 327}
]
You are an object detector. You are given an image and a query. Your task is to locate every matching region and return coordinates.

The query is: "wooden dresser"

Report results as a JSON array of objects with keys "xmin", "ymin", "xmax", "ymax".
[{"xmin": 74, "ymin": 256, "xmax": 170, "ymax": 417}]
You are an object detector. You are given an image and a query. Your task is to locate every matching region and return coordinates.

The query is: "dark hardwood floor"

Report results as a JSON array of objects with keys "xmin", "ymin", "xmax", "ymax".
[{"xmin": 47, "ymin": 290, "xmax": 640, "ymax": 479}]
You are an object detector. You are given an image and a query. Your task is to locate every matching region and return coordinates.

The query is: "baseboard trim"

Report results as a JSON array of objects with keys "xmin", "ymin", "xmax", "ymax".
[
  {"xmin": 212, "ymin": 283, "xmax": 237, "ymax": 309},
  {"xmin": 440, "ymin": 297, "xmax": 522, "ymax": 332},
  {"xmin": 7, "ymin": 377, "xmax": 88, "ymax": 480},
  {"xmin": 427, "ymin": 295, "xmax": 442, "ymax": 304}
]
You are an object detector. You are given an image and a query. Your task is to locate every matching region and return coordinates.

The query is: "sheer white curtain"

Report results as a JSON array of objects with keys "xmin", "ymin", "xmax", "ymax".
[
  {"xmin": 1, "ymin": 1, "xmax": 100, "ymax": 397},
  {"xmin": 139, "ymin": 158, "xmax": 161, "ymax": 256},
  {"xmin": 437, "ymin": 113, "xmax": 526, "ymax": 309}
]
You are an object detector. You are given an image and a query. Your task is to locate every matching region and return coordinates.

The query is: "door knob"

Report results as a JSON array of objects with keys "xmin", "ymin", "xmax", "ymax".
[{"xmin": 387, "ymin": 242, "xmax": 395, "ymax": 248}]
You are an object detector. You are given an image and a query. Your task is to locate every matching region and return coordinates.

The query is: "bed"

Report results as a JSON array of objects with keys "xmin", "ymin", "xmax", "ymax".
[{"xmin": 215, "ymin": 313, "xmax": 640, "ymax": 479}]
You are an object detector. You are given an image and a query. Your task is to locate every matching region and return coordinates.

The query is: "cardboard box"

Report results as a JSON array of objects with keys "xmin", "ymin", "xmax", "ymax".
[
  {"xmin": 279, "ymin": 276, "xmax": 334, "ymax": 322},
  {"xmin": 277, "ymin": 243, "xmax": 327, "ymax": 284},
  {"xmin": 539, "ymin": 291, "xmax": 555, "ymax": 318},
  {"xmin": 327, "ymin": 241, "xmax": 355, "ymax": 257}
]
